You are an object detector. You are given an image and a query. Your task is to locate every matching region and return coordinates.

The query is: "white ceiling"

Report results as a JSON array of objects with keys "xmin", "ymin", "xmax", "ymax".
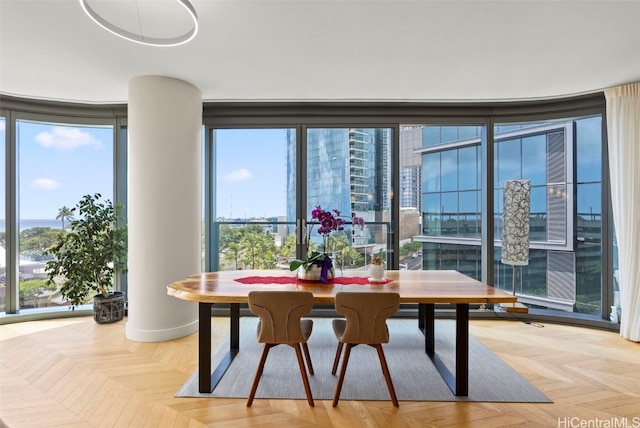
[{"xmin": 1, "ymin": 0, "xmax": 639, "ymax": 105}]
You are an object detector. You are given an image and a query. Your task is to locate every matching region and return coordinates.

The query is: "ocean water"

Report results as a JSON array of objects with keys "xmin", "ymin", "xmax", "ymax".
[{"xmin": 0, "ymin": 219, "xmax": 62, "ymax": 233}]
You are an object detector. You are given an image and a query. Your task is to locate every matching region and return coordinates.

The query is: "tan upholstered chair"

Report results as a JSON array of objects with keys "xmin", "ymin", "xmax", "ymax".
[
  {"xmin": 246, "ymin": 290, "xmax": 315, "ymax": 407},
  {"xmin": 331, "ymin": 291, "xmax": 400, "ymax": 407}
]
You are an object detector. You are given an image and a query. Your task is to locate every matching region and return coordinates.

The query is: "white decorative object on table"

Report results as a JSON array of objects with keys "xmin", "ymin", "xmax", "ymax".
[
  {"xmin": 369, "ymin": 250, "xmax": 386, "ymax": 282},
  {"xmin": 369, "ymin": 264, "xmax": 385, "ymax": 282},
  {"xmin": 297, "ymin": 264, "xmax": 335, "ymax": 282}
]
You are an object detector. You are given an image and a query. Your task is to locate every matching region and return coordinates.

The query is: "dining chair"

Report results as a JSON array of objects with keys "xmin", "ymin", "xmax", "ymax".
[
  {"xmin": 246, "ymin": 290, "xmax": 315, "ymax": 407},
  {"xmin": 331, "ymin": 291, "xmax": 400, "ymax": 407}
]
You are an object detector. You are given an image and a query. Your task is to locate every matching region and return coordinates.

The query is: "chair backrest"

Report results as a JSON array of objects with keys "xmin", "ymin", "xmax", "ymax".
[
  {"xmin": 248, "ymin": 291, "xmax": 314, "ymax": 344},
  {"xmin": 334, "ymin": 292, "xmax": 400, "ymax": 344}
]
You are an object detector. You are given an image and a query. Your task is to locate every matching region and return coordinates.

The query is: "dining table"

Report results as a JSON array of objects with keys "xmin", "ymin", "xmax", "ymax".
[{"xmin": 167, "ymin": 269, "xmax": 517, "ymax": 396}]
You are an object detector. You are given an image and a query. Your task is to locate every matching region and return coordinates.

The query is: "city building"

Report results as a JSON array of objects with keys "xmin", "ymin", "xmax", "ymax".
[
  {"xmin": 407, "ymin": 122, "xmax": 603, "ymax": 314},
  {"xmin": 286, "ymin": 128, "xmax": 391, "ymax": 250}
]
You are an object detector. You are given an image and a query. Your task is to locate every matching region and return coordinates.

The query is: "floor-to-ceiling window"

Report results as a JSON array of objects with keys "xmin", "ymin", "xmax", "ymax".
[
  {"xmin": 210, "ymin": 128, "xmax": 297, "ymax": 271},
  {"xmin": 208, "ymin": 126, "xmax": 393, "ymax": 272},
  {"xmin": 203, "ymin": 99, "xmax": 611, "ymax": 326},
  {"xmin": 304, "ymin": 128, "xmax": 392, "ymax": 269},
  {"xmin": 16, "ymin": 119, "xmax": 114, "ymax": 310},
  {"xmin": 493, "ymin": 117, "xmax": 603, "ymax": 316},
  {"xmin": 2, "ymin": 96, "xmax": 614, "ymax": 327},
  {"xmin": 0, "ymin": 100, "xmax": 121, "ymax": 317},
  {"xmin": 494, "ymin": 121, "xmax": 574, "ymax": 309},
  {"xmin": 402, "ymin": 125, "xmax": 484, "ymax": 277},
  {"xmin": 575, "ymin": 117, "xmax": 605, "ymax": 316},
  {"xmin": 399, "ymin": 111, "xmax": 606, "ymax": 321}
]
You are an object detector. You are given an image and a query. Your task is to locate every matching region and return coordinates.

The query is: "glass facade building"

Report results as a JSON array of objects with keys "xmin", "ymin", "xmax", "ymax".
[
  {"xmin": 287, "ymin": 128, "xmax": 391, "ymax": 219},
  {"xmin": 411, "ymin": 117, "xmax": 604, "ymax": 315},
  {"xmin": 287, "ymin": 128, "xmax": 392, "ymax": 250}
]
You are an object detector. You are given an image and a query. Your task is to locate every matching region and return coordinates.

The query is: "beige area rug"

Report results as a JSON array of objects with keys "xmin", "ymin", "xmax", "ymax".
[{"xmin": 176, "ymin": 318, "xmax": 551, "ymax": 403}]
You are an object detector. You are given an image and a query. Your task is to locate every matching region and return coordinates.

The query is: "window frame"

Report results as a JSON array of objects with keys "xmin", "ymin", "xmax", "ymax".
[
  {"xmin": 0, "ymin": 94, "xmax": 615, "ymax": 330},
  {"xmin": 0, "ymin": 98, "xmax": 126, "ymax": 319}
]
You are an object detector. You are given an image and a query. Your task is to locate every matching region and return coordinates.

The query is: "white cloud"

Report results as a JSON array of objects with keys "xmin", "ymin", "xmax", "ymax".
[
  {"xmin": 225, "ymin": 168, "xmax": 252, "ymax": 182},
  {"xmin": 35, "ymin": 126, "xmax": 103, "ymax": 150},
  {"xmin": 30, "ymin": 178, "xmax": 61, "ymax": 190}
]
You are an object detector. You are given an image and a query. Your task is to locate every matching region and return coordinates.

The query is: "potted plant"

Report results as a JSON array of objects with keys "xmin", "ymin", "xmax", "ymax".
[
  {"xmin": 369, "ymin": 249, "xmax": 386, "ymax": 281},
  {"xmin": 289, "ymin": 206, "xmax": 365, "ymax": 283},
  {"xmin": 45, "ymin": 193, "xmax": 128, "ymax": 323}
]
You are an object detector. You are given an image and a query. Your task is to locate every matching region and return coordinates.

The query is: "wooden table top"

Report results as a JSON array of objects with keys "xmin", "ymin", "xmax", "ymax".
[{"xmin": 167, "ymin": 269, "xmax": 517, "ymax": 305}]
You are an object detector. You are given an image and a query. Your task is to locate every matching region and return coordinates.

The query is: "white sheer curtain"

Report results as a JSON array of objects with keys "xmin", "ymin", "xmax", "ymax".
[{"xmin": 605, "ymin": 82, "xmax": 640, "ymax": 342}]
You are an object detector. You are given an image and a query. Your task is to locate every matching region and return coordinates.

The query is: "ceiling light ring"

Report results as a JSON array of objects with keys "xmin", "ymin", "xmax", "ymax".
[{"xmin": 79, "ymin": 0, "xmax": 198, "ymax": 47}]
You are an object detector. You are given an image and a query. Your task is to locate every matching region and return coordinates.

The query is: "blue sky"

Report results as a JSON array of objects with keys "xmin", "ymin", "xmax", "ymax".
[
  {"xmin": 2, "ymin": 118, "xmax": 601, "ymax": 221},
  {"xmin": 215, "ymin": 128, "xmax": 288, "ymax": 219},
  {"xmin": 3, "ymin": 120, "xmax": 114, "ymax": 219},
  {"xmin": 0, "ymin": 120, "xmax": 288, "ymax": 221}
]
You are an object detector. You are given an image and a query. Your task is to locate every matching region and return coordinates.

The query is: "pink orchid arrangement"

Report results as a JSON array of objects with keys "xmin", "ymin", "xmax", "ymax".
[{"xmin": 290, "ymin": 205, "xmax": 365, "ymax": 283}]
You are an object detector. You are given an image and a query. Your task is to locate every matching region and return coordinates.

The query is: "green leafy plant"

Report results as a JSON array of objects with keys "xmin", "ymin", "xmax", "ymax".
[
  {"xmin": 44, "ymin": 193, "xmax": 128, "ymax": 309},
  {"xmin": 371, "ymin": 249, "xmax": 384, "ymax": 265}
]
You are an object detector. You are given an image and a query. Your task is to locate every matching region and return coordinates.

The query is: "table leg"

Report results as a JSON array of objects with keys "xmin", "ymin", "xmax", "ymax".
[
  {"xmin": 420, "ymin": 303, "xmax": 435, "ymax": 357},
  {"xmin": 198, "ymin": 302, "xmax": 213, "ymax": 393},
  {"xmin": 198, "ymin": 302, "xmax": 241, "ymax": 393},
  {"xmin": 456, "ymin": 303, "xmax": 469, "ymax": 396},
  {"xmin": 230, "ymin": 303, "xmax": 240, "ymax": 351},
  {"xmin": 421, "ymin": 302, "xmax": 469, "ymax": 396}
]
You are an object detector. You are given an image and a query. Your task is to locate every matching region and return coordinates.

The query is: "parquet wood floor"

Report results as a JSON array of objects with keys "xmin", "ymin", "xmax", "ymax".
[{"xmin": 1, "ymin": 316, "xmax": 639, "ymax": 427}]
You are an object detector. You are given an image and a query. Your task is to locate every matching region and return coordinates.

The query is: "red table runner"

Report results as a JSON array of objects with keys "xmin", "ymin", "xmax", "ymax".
[{"xmin": 234, "ymin": 275, "xmax": 393, "ymax": 285}]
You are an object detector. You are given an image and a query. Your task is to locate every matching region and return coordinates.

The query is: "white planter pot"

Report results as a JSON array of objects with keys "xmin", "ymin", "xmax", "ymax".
[
  {"xmin": 297, "ymin": 264, "xmax": 335, "ymax": 282},
  {"xmin": 369, "ymin": 263, "xmax": 385, "ymax": 281}
]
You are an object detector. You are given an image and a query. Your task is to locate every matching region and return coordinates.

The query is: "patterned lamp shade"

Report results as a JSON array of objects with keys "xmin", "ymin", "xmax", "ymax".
[{"xmin": 501, "ymin": 179, "xmax": 531, "ymax": 266}]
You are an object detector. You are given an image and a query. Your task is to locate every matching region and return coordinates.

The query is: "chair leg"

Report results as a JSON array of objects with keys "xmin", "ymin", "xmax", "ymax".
[
  {"xmin": 301, "ymin": 342, "xmax": 314, "ymax": 375},
  {"xmin": 374, "ymin": 344, "xmax": 399, "ymax": 407},
  {"xmin": 247, "ymin": 343, "xmax": 273, "ymax": 407},
  {"xmin": 331, "ymin": 342, "xmax": 343, "ymax": 375},
  {"xmin": 332, "ymin": 343, "xmax": 353, "ymax": 407},
  {"xmin": 293, "ymin": 343, "xmax": 314, "ymax": 406}
]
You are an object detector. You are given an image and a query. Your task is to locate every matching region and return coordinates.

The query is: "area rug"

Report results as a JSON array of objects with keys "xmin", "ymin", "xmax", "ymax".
[{"xmin": 176, "ymin": 318, "xmax": 551, "ymax": 403}]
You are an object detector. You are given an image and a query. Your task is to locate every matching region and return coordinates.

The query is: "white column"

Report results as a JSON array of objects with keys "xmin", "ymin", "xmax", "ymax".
[{"xmin": 126, "ymin": 76, "xmax": 201, "ymax": 342}]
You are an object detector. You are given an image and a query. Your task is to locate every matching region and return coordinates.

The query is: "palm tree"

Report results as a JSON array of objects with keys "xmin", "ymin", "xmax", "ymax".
[
  {"xmin": 56, "ymin": 206, "xmax": 74, "ymax": 230},
  {"xmin": 225, "ymin": 242, "xmax": 242, "ymax": 270}
]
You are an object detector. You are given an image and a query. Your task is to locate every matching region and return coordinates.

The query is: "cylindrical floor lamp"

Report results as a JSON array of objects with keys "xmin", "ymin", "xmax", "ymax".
[{"xmin": 501, "ymin": 179, "xmax": 531, "ymax": 295}]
